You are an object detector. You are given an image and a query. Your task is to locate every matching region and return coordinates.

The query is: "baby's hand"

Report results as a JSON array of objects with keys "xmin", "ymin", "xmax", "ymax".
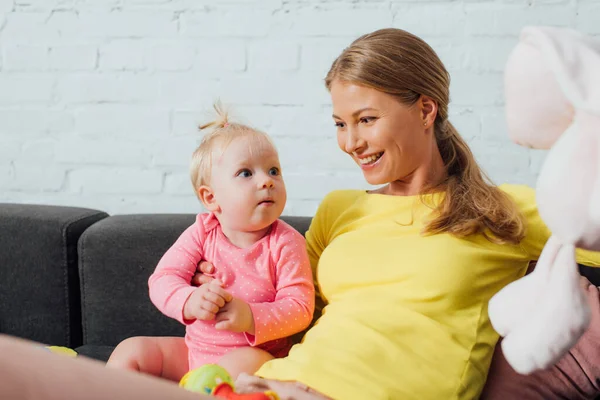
[
  {"xmin": 183, "ymin": 280, "xmax": 232, "ymax": 321},
  {"xmin": 214, "ymin": 298, "xmax": 255, "ymax": 334}
]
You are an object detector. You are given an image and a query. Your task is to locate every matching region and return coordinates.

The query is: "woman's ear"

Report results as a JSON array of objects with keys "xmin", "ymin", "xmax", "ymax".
[
  {"xmin": 197, "ymin": 186, "xmax": 220, "ymax": 212},
  {"xmin": 420, "ymin": 95, "xmax": 438, "ymax": 126}
]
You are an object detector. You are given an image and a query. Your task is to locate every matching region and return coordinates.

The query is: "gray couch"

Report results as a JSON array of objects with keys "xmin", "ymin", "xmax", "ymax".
[
  {"xmin": 2, "ymin": 201, "xmax": 600, "ymax": 389},
  {"xmin": 0, "ymin": 203, "xmax": 311, "ymax": 361}
]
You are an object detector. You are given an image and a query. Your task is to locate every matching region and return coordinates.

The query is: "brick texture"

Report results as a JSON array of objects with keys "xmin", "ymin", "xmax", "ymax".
[{"xmin": 1, "ymin": 0, "xmax": 598, "ymax": 215}]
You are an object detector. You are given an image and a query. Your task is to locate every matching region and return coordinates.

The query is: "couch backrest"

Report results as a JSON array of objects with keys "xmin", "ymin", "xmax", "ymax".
[
  {"xmin": 78, "ymin": 214, "xmax": 312, "ymax": 346},
  {"xmin": 0, "ymin": 204, "xmax": 107, "ymax": 347}
]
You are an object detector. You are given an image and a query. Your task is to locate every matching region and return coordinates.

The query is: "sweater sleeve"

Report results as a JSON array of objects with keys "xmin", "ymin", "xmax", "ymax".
[
  {"xmin": 506, "ymin": 184, "xmax": 600, "ymax": 266},
  {"xmin": 245, "ymin": 226, "xmax": 315, "ymax": 346},
  {"xmin": 148, "ymin": 215, "xmax": 206, "ymax": 324}
]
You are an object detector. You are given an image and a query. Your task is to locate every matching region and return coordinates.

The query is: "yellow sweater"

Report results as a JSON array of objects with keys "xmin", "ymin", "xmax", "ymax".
[{"xmin": 257, "ymin": 184, "xmax": 600, "ymax": 399}]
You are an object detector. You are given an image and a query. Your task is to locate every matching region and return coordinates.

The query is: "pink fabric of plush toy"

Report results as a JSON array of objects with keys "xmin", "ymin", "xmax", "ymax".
[{"xmin": 488, "ymin": 26, "xmax": 600, "ymax": 375}]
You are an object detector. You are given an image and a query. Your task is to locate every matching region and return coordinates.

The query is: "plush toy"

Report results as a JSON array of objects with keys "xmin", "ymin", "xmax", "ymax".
[
  {"xmin": 488, "ymin": 26, "xmax": 600, "ymax": 374},
  {"xmin": 179, "ymin": 365, "xmax": 279, "ymax": 400}
]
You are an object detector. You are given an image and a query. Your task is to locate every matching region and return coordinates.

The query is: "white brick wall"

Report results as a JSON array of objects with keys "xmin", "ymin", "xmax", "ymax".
[{"xmin": 0, "ymin": 0, "xmax": 598, "ymax": 216}]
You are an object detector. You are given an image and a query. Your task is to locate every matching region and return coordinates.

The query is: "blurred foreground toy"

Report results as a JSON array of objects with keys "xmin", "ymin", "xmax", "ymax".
[
  {"xmin": 212, "ymin": 382, "xmax": 279, "ymax": 400},
  {"xmin": 179, "ymin": 364, "xmax": 235, "ymax": 394},
  {"xmin": 45, "ymin": 346, "xmax": 78, "ymax": 357},
  {"xmin": 179, "ymin": 364, "xmax": 279, "ymax": 399}
]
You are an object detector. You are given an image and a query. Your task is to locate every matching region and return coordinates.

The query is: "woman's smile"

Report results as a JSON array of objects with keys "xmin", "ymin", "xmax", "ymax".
[{"xmin": 357, "ymin": 152, "xmax": 384, "ymax": 170}]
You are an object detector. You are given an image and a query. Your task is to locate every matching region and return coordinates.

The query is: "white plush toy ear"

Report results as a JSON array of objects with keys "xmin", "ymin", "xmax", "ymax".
[
  {"xmin": 500, "ymin": 243, "xmax": 590, "ymax": 374},
  {"xmin": 488, "ymin": 236, "xmax": 558, "ymax": 338},
  {"xmin": 503, "ymin": 34, "xmax": 573, "ymax": 149},
  {"xmin": 584, "ymin": 111, "xmax": 600, "ymax": 238},
  {"xmin": 536, "ymin": 116, "xmax": 597, "ymax": 247},
  {"xmin": 593, "ymin": 130, "xmax": 600, "ymax": 226}
]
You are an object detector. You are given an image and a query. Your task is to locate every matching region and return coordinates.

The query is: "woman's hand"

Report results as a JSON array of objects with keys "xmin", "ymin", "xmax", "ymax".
[
  {"xmin": 191, "ymin": 260, "xmax": 215, "ymax": 286},
  {"xmin": 236, "ymin": 373, "xmax": 333, "ymax": 400}
]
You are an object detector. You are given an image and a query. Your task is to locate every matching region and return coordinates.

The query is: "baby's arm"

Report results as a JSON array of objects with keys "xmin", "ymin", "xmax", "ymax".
[
  {"xmin": 149, "ymin": 215, "xmax": 230, "ymax": 323},
  {"xmin": 244, "ymin": 227, "xmax": 315, "ymax": 346}
]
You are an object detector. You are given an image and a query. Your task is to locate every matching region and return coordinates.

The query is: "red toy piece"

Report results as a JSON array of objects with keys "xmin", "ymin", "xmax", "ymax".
[{"xmin": 212, "ymin": 382, "xmax": 279, "ymax": 400}]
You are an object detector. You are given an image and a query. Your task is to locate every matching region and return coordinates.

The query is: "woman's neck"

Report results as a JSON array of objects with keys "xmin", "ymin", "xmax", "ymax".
[{"xmin": 379, "ymin": 141, "xmax": 447, "ymax": 196}]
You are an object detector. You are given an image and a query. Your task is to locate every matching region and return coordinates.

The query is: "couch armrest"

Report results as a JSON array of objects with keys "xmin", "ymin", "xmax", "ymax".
[{"xmin": 0, "ymin": 203, "xmax": 108, "ymax": 347}]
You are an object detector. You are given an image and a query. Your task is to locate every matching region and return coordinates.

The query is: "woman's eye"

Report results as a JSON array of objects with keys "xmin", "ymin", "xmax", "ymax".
[
  {"xmin": 237, "ymin": 169, "xmax": 252, "ymax": 178},
  {"xmin": 334, "ymin": 121, "xmax": 345, "ymax": 128},
  {"xmin": 360, "ymin": 117, "xmax": 375, "ymax": 124},
  {"xmin": 269, "ymin": 167, "xmax": 280, "ymax": 176}
]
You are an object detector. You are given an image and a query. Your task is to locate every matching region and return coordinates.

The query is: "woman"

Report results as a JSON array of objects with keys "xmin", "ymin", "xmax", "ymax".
[
  {"xmin": 206, "ymin": 27, "xmax": 600, "ymax": 399},
  {"xmin": 1, "ymin": 28, "xmax": 599, "ymax": 400}
]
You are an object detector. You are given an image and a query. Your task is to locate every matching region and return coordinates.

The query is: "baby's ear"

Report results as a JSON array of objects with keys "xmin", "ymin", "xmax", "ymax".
[{"xmin": 197, "ymin": 186, "xmax": 220, "ymax": 212}]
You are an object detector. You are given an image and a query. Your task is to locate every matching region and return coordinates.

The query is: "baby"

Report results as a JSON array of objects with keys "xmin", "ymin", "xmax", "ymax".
[{"xmin": 107, "ymin": 104, "xmax": 315, "ymax": 381}]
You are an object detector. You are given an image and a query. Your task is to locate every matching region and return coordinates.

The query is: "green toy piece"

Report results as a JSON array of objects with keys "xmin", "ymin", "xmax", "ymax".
[
  {"xmin": 179, "ymin": 364, "xmax": 235, "ymax": 395},
  {"xmin": 45, "ymin": 346, "xmax": 78, "ymax": 357}
]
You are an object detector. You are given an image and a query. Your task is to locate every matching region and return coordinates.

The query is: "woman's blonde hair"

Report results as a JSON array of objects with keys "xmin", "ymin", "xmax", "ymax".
[
  {"xmin": 190, "ymin": 103, "xmax": 273, "ymax": 195},
  {"xmin": 325, "ymin": 28, "xmax": 525, "ymax": 244}
]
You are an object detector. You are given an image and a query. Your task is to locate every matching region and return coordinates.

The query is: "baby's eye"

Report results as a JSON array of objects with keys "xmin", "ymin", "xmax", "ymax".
[
  {"xmin": 269, "ymin": 167, "xmax": 280, "ymax": 176},
  {"xmin": 237, "ymin": 169, "xmax": 252, "ymax": 178}
]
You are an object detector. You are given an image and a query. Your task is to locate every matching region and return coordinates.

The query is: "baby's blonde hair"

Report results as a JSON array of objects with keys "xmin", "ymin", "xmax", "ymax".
[{"xmin": 190, "ymin": 102, "xmax": 274, "ymax": 196}]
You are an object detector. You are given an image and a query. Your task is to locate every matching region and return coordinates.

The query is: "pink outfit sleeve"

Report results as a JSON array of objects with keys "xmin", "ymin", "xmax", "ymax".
[
  {"xmin": 245, "ymin": 226, "xmax": 315, "ymax": 346},
  {"xmin": 148, "ymin": 215, "xmax": 206, "ymax": 325}
]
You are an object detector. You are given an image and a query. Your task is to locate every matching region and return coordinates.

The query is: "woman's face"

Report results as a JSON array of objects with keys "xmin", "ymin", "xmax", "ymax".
[{"xmin": 330, "ymin": 80, "xmax": 436, "ymax": 186}]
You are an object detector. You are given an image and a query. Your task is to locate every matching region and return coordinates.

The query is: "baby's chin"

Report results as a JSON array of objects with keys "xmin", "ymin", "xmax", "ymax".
[{"xmin": 243, "ymin": 215, "xmax": 281, "ymax": 232}]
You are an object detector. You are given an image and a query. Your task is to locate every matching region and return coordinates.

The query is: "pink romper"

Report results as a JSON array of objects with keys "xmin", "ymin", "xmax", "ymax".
[{"xmin": 148, "ymin": 213, "xmax": 315, "ymax": 369}]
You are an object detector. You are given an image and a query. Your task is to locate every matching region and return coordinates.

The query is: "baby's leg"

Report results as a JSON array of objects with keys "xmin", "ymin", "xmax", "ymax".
[
  {"xmin": 107, "ymin": 336, "xmax": 189, "ymax": 381},
  {"xmin": 218, "ymin": 347, "xmax": 274, "ymax": 380},
  {"xmin": 0, "ymin": 334, "xmax": 208, "ymax": 400}
]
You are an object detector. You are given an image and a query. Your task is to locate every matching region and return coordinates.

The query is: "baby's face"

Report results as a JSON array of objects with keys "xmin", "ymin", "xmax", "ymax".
[{"xmin": 209, "ymin": 136, "xmax": 287, "ymax": 233}]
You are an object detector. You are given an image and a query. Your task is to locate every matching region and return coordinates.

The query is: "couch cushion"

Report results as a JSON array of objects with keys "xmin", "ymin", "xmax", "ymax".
[
  {"xmin": 79, "ymin": 214, "xmax": 194, "ymax": 346},
  {"xmin": 0, "ymin": 203, "xmax": 108, "ymax": 347},
  {"xmin": 78, "ymin": 214, "xmax": 313, "ymax": 347},
  {"xmin": 580, "ymin": 264, "xmax": 600, "ymax": 287},
  {"xmin": 75, "ymin": 344, "xmax": 115, "ymax": 362},
  {"xmin": 280, "ymin": 216, "xmax": 311, "ymax": 237}
]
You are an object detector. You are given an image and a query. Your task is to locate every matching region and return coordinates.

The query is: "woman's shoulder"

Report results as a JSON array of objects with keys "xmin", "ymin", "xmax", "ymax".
[
  {"xmin": 317, "ymin": 189, "xmax": 367, "ymax": 216},
  {"xmin": 321, "ymin": 189, "xmax": 366, "ymax": 206},
  {"xmin": 498, "ymin": 183, "xmax": 537, "ymax": 211},
  {"xmin": 311, "ymin": 189, "xmax": 365, "ymax": 230},
  {"xmin": 498, "ymin": 183, "xmax": 549, "ymax": 240}
]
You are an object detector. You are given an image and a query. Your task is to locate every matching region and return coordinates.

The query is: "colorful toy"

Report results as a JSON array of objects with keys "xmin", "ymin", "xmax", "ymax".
[
  {"xmin": 179, "ymin": 365, "xmax": 279, "ymax": 399},
  {"xmin": 45, "ymin": 346, "xmax": 78, "ymax": 357},
  {"xmin": 212, "ymin": 382, "xmax": 279, "ymax": 400},
  {"xmin": 179, "ymin": 364, "xmax": 235, "ymax": 395}
]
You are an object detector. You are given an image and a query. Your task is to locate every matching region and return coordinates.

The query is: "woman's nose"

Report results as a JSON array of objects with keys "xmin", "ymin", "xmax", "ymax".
[{"xmin": 345, "ymin": 127, "xmax": 362, "ymax": 153}]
